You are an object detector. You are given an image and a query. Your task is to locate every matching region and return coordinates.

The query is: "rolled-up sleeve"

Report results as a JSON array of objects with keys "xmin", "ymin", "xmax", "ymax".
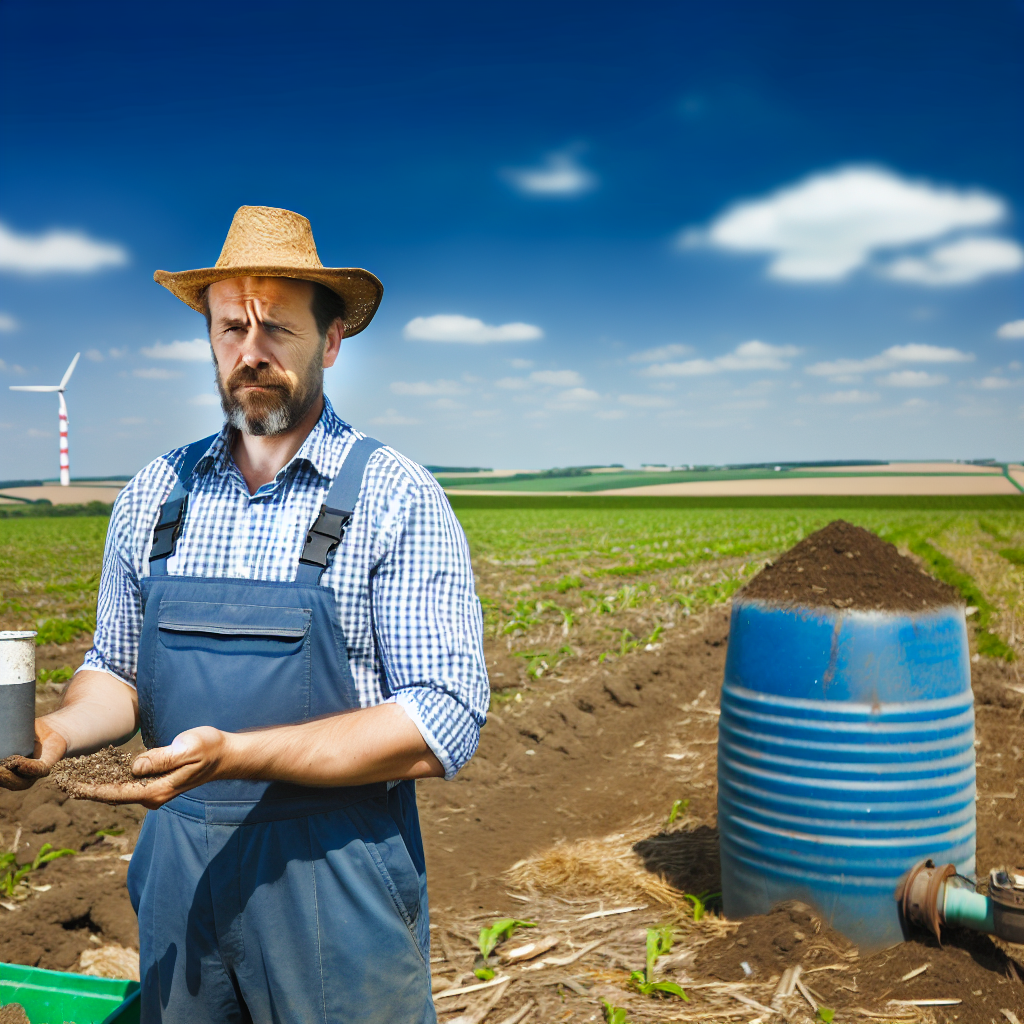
[
  {"xmin": 79, "ymin": 487, "xmax": 147, "ymax": 687},
  {"xmin": 372, "ymin": 478, "xmax": 489, "ymax": 779}
]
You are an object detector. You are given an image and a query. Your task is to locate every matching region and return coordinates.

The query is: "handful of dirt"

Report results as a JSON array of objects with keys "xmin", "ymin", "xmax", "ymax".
[
  {"xmin": 50, "ymin": 746, "xmax": 168, "ymax": 802},
  {"xmin": 0, "ymin": 1002, "xmax": 30, "ymax": 1024},
  {"xmin": 740, "ymin": 519, "xmax": 960, "ymax": 612}
]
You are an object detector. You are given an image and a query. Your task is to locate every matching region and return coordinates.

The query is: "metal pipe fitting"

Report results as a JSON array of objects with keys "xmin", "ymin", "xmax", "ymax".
[{"xmin": 896, "ymin": 859, "xmax": 1024, "ymax": 944}]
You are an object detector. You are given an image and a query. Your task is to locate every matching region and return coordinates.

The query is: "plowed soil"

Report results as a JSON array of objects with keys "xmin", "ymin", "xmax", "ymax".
[
  {"xmin": 1, "ymin": 573, "xmax": 1021, "ymax": 1023},
  {"xmin": 740, "ymin": 518, "xmax": 962, "ymax": 610}
]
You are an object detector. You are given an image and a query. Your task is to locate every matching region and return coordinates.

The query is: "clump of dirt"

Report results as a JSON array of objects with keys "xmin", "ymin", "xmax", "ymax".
[
  {"xmin": 0, "ymin": 1003, "xmax": 30, "ymax": 1024},
  {"xmin": 632, "ymin": 825, "xmax": 721, "ymax": 894},
  {"xmin": 695, "ymin": 902, "xmax": 855, "ymax": 982},
  {"xmin": 740, "ymin": 519, "xmax": 961, "ymax": 612},
  {"xmin": 50, "ymin": 747, "xmax": 165, "ymax": 801}
]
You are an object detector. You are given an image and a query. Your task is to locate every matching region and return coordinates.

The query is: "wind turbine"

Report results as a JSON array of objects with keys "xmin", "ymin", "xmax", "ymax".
[{"xmin": 10, "ymin": 353, "xmax": 80, "ymax": 486}]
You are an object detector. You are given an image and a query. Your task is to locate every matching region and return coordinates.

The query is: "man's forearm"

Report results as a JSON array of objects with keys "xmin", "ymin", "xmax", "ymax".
[
  {"xmin": 45, "ymin": 669, "xmax": 140, "ymax": 757},
  {"xmin": 226, "ymin": 703, "xmax": 444, "ymax": 786}
]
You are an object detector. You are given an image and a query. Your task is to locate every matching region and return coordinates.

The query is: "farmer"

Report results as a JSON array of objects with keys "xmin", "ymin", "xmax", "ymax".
[{"xmin": 0, "ymin": 206, "xmax": 489, "ymax": 1023}]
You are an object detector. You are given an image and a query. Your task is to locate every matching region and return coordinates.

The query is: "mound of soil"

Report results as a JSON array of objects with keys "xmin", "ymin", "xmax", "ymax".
[
  {"xmin": 740, "ymin": 519, "xmax": 960, "ymax": 612},
  {"xmin": 695, "ymin": 903, "xmax": 1024, "ymax": 1024},
  {"xmin": 50, "ymin": 747, "xmax": 163, "ymax": 801},
  {"xmin": 696, "ymin": 901, "xmax": 855, "ymax": 982},
  {"xmin": 0, "ymin": 1003, "xmax": 29, "ymax": 1024},
  {"xmin": 632, "ymin": 825, "xmax": 721, "ymax": 894}
]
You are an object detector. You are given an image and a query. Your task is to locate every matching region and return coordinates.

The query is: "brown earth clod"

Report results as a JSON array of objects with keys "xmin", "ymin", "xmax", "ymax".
[
  {"xmin": 0, "ymin": 1003, "xmax": 30, "ymax": 1024},
  {"xmin": 50, "ymin": 746, "xmax": 166, "ymax": 801},
  {"xmin": 739, "ymin": 518, "xmax": 961, "ymax": 612}
]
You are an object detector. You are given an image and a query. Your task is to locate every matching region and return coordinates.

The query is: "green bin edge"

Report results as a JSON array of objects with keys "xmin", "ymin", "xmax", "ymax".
[{"xmin": 0, "ymin": 961, "xmax": 140, "ymax": 1024}]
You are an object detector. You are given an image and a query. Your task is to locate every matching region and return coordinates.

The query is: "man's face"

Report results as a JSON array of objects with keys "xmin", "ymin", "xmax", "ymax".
[{"xmin": 207, "ymin": 276, "xmax": 341, "ymax": 436}]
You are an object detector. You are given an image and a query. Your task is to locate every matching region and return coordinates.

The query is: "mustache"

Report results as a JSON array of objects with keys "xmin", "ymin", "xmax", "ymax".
[{"xmin": 224, "ymin": 364, "xmax": 293, "ymax": 392}]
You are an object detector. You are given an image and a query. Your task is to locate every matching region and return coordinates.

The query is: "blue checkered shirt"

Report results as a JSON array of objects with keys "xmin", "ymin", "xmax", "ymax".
[{"xmin": 81, "ymin": 397, "xmax": 488, "ymax": 779}]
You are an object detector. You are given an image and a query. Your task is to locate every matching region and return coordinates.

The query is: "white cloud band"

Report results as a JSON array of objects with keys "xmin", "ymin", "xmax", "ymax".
[
  {"xmin": 0, "ymin": 221, "xmax": 127, "ymax": 273},
  {"xmin": 404, "ymin": 314, "xmax": 542, "ymax": 344}
]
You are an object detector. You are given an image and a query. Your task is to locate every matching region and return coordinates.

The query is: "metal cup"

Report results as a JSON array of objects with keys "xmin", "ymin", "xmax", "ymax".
[{"xmin": 0, "ymin": 631, "xmax": 37, "ymax": 759}]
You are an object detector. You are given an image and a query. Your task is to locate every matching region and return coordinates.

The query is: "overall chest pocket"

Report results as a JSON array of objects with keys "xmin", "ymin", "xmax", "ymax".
[{"xmin": 151, "ymin": 601, "xmax": 314, "ymax": 741}]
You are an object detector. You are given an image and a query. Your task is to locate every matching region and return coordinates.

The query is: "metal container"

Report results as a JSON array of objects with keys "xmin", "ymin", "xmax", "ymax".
[
  {"xmin": 0, "ymin": 631, "xmax": 37, "ymax": 759},
  {"xmin": 718, "ymin": 599, "xmax": 975, "ymax": 953}
]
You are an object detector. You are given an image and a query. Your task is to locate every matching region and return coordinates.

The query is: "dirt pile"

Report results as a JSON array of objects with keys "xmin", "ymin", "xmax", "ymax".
[
  {"xmin": 50, "ymin": 747, "xmax": 162, "ymax": 801},
  {"xmin": 0, "ymin": 1003, "xmax": 29, "ymax": 1024},
  {"xmin": 740, "ymin": 519, "xmax": 960, "ymax": 611}
]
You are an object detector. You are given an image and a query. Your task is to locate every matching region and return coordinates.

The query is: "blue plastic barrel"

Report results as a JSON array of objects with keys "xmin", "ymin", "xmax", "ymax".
[{"xmin": 718, "ymin": 598, "xmax": 975, "ymax": 952}]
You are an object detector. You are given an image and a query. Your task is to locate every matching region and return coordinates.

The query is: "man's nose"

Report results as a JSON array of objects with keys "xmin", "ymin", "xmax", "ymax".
[{"xmin": 239, "ymin": 323, "xmax": 273, "ymax": 367}]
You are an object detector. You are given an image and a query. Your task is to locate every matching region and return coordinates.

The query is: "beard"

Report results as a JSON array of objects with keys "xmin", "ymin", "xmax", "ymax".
[{"xmin": 216, "ymin": 350, "xmax": 324, "ymax": 437}]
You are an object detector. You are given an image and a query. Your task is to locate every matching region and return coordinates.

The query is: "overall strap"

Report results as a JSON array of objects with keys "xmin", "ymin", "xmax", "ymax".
[
  {"xmin": 149, "ymin": 434, "xmax": 219, "ymax": 576},
  {"xmin": 295, "ymin": 436, "xmax": 383, "ymax": 585}
]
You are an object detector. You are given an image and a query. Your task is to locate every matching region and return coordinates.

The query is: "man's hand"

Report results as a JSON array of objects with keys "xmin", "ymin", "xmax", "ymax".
[
  {"xmin": 69, "ymin": 727, "xmax": 230, "ymax": 810},
  {"xmin": 0, "ymin": 718, "xmax": 69, "ymax": 792}
]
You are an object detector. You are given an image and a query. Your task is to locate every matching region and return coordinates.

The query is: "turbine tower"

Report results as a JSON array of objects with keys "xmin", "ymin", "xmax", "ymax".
[{"xmin": 10, "ymin": 353, "xmax": 80, "ymax": 486}]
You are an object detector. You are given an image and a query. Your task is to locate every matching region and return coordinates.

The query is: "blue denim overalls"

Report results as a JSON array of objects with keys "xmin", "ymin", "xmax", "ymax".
[{"xmin": 126, "ymin": 435, "xmax": 436, "ymax": 1024}]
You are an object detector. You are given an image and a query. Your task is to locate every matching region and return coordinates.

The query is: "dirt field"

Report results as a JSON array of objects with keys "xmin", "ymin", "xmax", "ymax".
[{"xmin": 2, "ymin": 514, "xmax": 1024, "ymax": 1023}]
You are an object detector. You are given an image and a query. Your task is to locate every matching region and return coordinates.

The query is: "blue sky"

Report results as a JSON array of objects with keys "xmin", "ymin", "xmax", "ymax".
[{"xmin": 1, "ymin": 0, "xmax": 1022, "ymax": 477}]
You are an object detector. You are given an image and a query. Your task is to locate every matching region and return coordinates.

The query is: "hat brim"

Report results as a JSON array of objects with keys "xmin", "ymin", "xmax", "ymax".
[{"xmin": 153, "ymin": 265, "xmax": 383, "ymax": 337}]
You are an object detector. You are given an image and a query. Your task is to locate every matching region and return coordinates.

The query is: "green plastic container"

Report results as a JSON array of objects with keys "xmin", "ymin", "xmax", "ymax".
[{"xmin": 0, "ymin": 962, "xmax": 140, "ymax": 1024}]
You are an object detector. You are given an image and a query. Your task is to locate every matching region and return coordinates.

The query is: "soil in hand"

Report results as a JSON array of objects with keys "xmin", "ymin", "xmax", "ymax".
[
  {"xmin": 50, "ymin": 746, "xmax": 165, "ymax": 802},
  {"xmin": 739, "ymin": 518, "xmax": 960, "ymax": 612},
  {"xmin": 0, "ymin": 1003, "xmax": 30, "ymax": 1024}
]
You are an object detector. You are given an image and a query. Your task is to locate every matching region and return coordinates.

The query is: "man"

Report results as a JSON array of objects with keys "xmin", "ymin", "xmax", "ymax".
[{"xmin": 0, "ymin": 206, "xmax": 489, "ymax": 1023}]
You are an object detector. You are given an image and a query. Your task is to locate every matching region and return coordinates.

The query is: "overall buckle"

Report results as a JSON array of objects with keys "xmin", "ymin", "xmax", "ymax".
[
  {"xmin": 299, "ymin": 504, "xmax": 351, "ymax": 568},
  {"xmin": 150, "ymin": 495, "xmax": 188, "ymax": 561}
]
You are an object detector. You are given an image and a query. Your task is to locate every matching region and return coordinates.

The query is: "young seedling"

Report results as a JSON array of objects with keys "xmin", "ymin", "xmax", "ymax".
[
  {"xmin": 682, "ymin": 890, "xmax": 721, "ymax": 922},
  {"xmin": 601, "ymin": 998, "xmax": 629, "ymax": 1024},
  {"xmin": 628, "ymin": 926, "xmax": 689, "ymax": 1001},
  {"xmin": 665, "ymin": 798, "xmax": 690, "ymax": 827},
  {"xmin": 817, "ymin": 1007, "xmax": 835, "ymax": 1023},
  {"xmin": 477, "ymin": 918, "xmax": 536, "ymax": 960},
  {"xmin": 0, "ymin": 843, "xmax": 75, "ymax": 897}
]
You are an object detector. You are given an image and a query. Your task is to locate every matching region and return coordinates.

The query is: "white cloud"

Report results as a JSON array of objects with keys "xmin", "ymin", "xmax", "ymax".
[
  {"xmin": 133, "ymin": 367, "xmax": 181, "ymax": 380},
  {"xmin": 0, "ymin": 313, "xmax": 17, "ymax": 331},
  {"xmin": 883, "ymin": 236, "xmax": 1024, "ymax": 286},
  {"xmin": 0, "ymin": 221, "xmax": 127, "ymax": 273},
  {"xmin": 819, "ymin": 389, "xmax": 879, "ymax": 404},
  {"xmin": 502, "ymin": 149, "xmax": 597, "ymax": 197},
  {"xmin": 119, "ymin": 416, "xmax": 145, "ymax": 425},
  {"xmin": 996, "ymin": 319, "xmax": 1024, "ymax": 339},
  {"xmin": 904, "ymin": 398, "xmax": 928, "ymax": 409},
  {"xmin": 85, "ymin": 348, "xmax": 104, "ymax": 362},
  {"xmin": 806, "ymin": 343, "xmax": 974, "ymax": 380},
  {"xmin": 510, "ymin": 358, "xmax": 534, "ymax": 369},
  {"xmin": 628, "ymin": 343, "xmax": 692, "ymax": 363},
  {"xmin": 142, "ymin": 338, "xmax": 211, "ymax": 361},
  {"xmin": 371, "ymin": 408, "xmax": 419, "ymax": 426},
  {"xmin": 531, "ymin": 369, "xmax": 583, "ymax": 387},
  {"xmin": 976, "ymin": 376, "xmax": 1017, "ymax": 390},
  {"xmin": 879, "ymin": 370, "xmax": 948, "ymax": 387},
  {"xmin": 189, "ymin": 393, "xmax": 220, "ymax": 406},
  {"xmin": 390, "ymin": 379, "xmax": 467, "ymax": 397},
  {"xmin": 595, "ymin": 409, "xmax": 627, "ymax": 420},
  {"xmin": 685, "ymin": 165, "xmax": 1008, "ymax": 282},
  {"xmin": 108, "ymin": 347, "xmax": 127, "ymax": 359},
  {"xmin": 495, "ymin": 376, "xmax": 529, "ymax": 390},
  {"xmin": 404, "ymin": 314, "xmax": 542, "ymax": 344},
  {"xmin": 550, "ymin": 387, "xmax": 599, "ymax": 406},
  {"xmin": 642, "ymin": 340, "xmax": 799, "ymax": 377},
  {"xmin": 618, "ymin": 394, "xmax": 672, "ymax": 408},
  {"xmin": 430, "ymin": 398, "xmax": 463, "ymax": 410}
]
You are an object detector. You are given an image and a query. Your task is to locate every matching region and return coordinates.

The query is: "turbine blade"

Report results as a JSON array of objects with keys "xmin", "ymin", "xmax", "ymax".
[
  {"xmin": 10, "ymin": 385, "xmax": 60, "ymax": 392},
  {"xmin": 60, "ymin": 352, "xmax": 80, "ymax": 390}
]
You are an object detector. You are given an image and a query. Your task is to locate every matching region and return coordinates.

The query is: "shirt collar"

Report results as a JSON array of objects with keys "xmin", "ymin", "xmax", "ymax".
[{"xmin": 193, "ymin": 395, "xmax": 355, "ymax": 489}]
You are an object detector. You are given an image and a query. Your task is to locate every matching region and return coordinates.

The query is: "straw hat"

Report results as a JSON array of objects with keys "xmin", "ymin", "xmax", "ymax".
[{"xmin": 154, "ymin": 206, "xmax": 383, "ymax": 336}]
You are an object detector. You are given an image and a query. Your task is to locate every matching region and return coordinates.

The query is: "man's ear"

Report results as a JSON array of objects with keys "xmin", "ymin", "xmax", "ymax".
[{"xmin": 323, "ymin": 319, "xmax": 344, "ymax": 368}]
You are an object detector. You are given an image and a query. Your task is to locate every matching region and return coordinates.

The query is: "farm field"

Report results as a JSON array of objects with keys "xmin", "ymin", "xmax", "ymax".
[{"xmin": 1, "ymin": 505, "xmax": 1023, "ymax": 1022}]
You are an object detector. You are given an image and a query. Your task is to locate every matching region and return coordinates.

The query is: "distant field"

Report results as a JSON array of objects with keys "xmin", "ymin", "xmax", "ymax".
[{"xmin": 2, "ymin": 505, "xmax": 1023, "ymax": 668}]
